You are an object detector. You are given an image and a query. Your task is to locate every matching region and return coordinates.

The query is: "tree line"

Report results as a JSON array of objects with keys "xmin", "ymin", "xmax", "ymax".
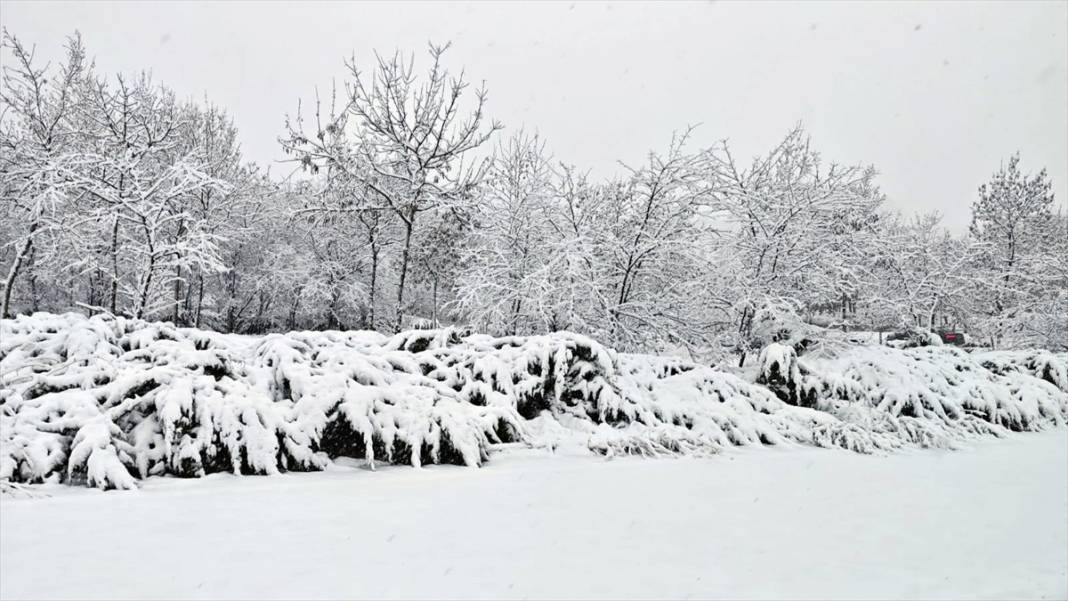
[{"xmin": 2, "ymin": 32, "xmax": 1065, "ymax": 358}]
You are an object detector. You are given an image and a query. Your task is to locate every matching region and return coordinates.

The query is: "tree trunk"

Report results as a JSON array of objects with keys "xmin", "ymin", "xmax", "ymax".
[
  {"xmin": 287, "ymin": 295, "xmax": 301, "ymax": 330},
  {"xmin": 172, "ymin": 265, "xmax": 182, "ymax": 325},
  {"xmin": 135, "ymin": 257, "xmax": 155, "ymax": 319},
  {"xmin": 194, "ymin": 273, "xmax": 205, "ymax": 328},
  {"xmin": 394, "ymin": 212, "xmax": 416, "ymax": 332},
  {"xmin": 509, "ymin": 298, "xmax": 523, "ymax": 336},
  {"xmin": 736, "ymin": 304, "xmax": 753, "ymax": 368},
  {"xmin": 368, "ymin": 246, "xmax": 378, "ymax": 330},
  {"xmin": 328, "ymin": 282, "xmax": 341, "ymax": 330},
  {"xmin": 431, "ymin": 277, "xmax": 438, "ymax": 326},
  {"xmin": 225, "ymin": 270, "xmax": 239, "ymax": 332},
  {"xmin": 109, "ymin": 215, "xmax": 120, "ymax": 314},
  {"xmin": 27, "ymin": 246, "xmax": 39, "ymax": 312},
  {"xmin": 135, "ymin": 225, "xmax": 156, "ymax": 319},
  {"xmin": 1, "ymin": 220, "xmax": 38, "ymax": 318},
  {"xmin": 171, "ymin": 219, "xmax": 188, "ymax": 325}
]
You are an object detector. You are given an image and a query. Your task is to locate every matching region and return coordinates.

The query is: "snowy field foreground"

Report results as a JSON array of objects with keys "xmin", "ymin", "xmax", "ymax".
[
  {"xmin": 1, "ymin": 313, "xmax": 1067, "ymax": 599},
  {"xmin": 2, "ymin": 429, "xmax": 1066, "ymax": 600}
]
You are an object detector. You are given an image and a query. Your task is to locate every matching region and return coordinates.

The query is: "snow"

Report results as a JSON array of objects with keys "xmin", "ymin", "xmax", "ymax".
[
  {"xmin": 2, "ymin": 429, "xmax": 1065, "ymax": 600},
  {"xmin": 3, "ymin": 313, "xmax": 1067, "ymax": 490},
  {"xmin": 799, "ymin": 345, "xmax": 1068, "ymax": 449},
  {"xmin": 3, "ymin": 313, "xmax": 1067, "ymax": 597}
]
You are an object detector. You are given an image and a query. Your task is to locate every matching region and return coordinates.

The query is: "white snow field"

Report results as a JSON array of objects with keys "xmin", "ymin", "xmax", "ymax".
[
  {"xmin": 2, "ymin": 429, "xmax": 1066, "ymax": 601},
  {"xmin": 2, "ymin": 313, "xmax": 1067, "ymax": 599}
]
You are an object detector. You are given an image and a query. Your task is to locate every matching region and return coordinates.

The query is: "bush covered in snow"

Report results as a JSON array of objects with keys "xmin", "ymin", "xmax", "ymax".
[
  {"xmin": 2, "ymin": 313, "xmax": 1066, "ymax": 491},
  {"xmin": 800, "ymin": 345, "xmax": 1068, "ymax": 449},
  {"xmin": 976, "ymin": 350, "xmax": 1068, "ymax": 393},
  {"xmin": 0, "ymin": 315, "xmax": 516, "ymax": 489}
]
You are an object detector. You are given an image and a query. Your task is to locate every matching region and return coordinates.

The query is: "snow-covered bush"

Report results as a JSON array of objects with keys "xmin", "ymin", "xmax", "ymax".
[
  {"xmin": 976, "ymin": 350, "xmax": 1068, "ymax": 393},
  {"xmin": 0, "ymin": 314, "xmax": 305, "ymax": 488},
  {"xmin": 748, "ymin": 301, "xmax": 815, "ymax": 352},
  {"xmin": 250, "ymin": 332, "xmax": 515, "ymax": 469},
  {"xmin": 802, "ymin": 345, "xmax": 1068, "ymax": 448},
  {"xmin": 3, "ymin": 313, "xmax": 1066, "ymax": 491},
  {"xmin": 755, "ymin": 343, "xmax": 818, "ymax": 408},
  {"xmin": 432, "ymin": 334, "xmax": 877, "ymax": 457}
]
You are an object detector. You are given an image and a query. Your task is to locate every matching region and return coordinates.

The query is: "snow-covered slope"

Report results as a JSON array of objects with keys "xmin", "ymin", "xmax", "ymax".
[
  {"xmin": 2, "ymin": 313, "xmax": 1066, "ymax": 491},
  {"xmin": 2, "ymin": 429, "xmax": 1065, "ymax": 600}
]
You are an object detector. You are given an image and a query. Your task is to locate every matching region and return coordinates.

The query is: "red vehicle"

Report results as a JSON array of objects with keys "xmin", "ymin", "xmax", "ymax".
[{"xmin": 935, "ymin": 328, "xmax": 966, "ymax": 346}]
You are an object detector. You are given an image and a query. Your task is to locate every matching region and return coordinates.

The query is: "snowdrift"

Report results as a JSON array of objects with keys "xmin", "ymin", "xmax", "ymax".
[{"xmin": 2, "ymin": 313, "xmax": 1066, "ymax": 490}]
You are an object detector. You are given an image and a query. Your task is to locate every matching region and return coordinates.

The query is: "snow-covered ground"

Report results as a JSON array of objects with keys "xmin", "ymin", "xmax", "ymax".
[{"xmin": 3, "ymin": 429, "xmax": 1066, "ymax": 601}]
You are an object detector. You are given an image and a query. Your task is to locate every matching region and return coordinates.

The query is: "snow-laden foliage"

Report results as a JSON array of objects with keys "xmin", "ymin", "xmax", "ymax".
[
  {"xmin": 250, "ymin": 330, "xmax": 514, "ymax": 470},
  {"xmin": 3, "ymin": 313, "xmax": 1066, "ymax": 491},
  {"xmin": 1, "ymin": 314, "xmax": 292, "ymax": 489},
  {"xmin": 756, "ymin": 343, "xmax": 813, "ymax": 407},
  {"xmin": 797, "ymin": 345, "xmax": 1068, "ymax": 449},
  {"xmin": 395, "ymin": 332, "xmax": 876, "ymax": 457},
  {"xmin": 976, "ymin": 350, "xmax": 1068, "ymax": 393},
  {"xmin": 0, "ymin": 314, "xmax": 520, "ymax": 489}
]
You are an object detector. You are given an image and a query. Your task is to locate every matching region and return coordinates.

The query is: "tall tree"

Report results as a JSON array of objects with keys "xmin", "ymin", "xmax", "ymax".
[
  {"xmin": 969, "ymin": 153, "xmax": 1056, "ymax": 313},
  {"xmin": 66, "ymin": 73, "xmax": 229, "ymax": 318},
  {"xmin": 283, "ymin": 43, "xmax": 501, "ymax": 331},
  {"xmin": 0, "ymin": 30, "xmax": 87, "ymax": 317},
  {"xmin": 709, "ymin": 126, "xmax": 883, "ymax": 364},
  {"xmin": 451, "ymin": 131, "xmax": 557, "ymax": 335}
]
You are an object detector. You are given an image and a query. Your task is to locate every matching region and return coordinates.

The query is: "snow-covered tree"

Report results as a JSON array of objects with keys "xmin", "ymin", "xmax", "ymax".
[
  {"xmin": 600, "ymin": 128, "xmax": 716, "ymax": 351},
  {"xmin": 65, "ymin": 73, "xmax": 229, "ymax": 318},
  {"xmin": 166, "ymin": 100, "xmax": 258, "ymax": 327},
  {"xmin": 864, "ymin": 212, "xmax": 980, "ymax": 332},
  {"xmin": 968, "ymin": 153, "xmax": 1063, "ymax": 347},
  {"xmin": 3, "ymin": 30, "xmax": 1064, "ymax": 356},
  {"xmin": 540, "ymin": 163, "xmax": 615, "ymax": 336},
  {"xmin": 283, "ymin": 43, "xmax": 502, "ymax": 331},
  {"xmin": 708, "ymin": 125, "xmax": 883, "ymax": 364},
  {"xmin": 0, "ymin": 30, "xmax": 88, "ymax": 317},
  {"xmin": 452, "ymin": 131, "xmax": 557, "ymax": 334}
]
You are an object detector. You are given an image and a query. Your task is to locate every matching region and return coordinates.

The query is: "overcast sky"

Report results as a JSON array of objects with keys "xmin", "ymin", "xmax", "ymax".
[{"xmin": 2, "ymin": 0, "xmax": 1065, "ymax": 229}]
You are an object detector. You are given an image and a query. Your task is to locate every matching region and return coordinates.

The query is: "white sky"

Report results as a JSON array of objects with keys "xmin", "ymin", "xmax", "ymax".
[{"xmin": 2, "ymin": 0, "xmax": 1066, "ymax": 229}]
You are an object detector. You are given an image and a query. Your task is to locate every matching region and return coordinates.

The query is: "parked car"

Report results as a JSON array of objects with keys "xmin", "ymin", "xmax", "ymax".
[
  {"xmin": 934, "ymin": 328, "xmax": 966, "ymax": 346},
  {"xmin": 884, "ymin": 328, "xmax": 967, "ymax": 348}
]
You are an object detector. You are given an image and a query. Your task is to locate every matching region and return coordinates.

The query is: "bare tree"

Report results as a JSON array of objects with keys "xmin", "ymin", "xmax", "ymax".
[
  {"xmin": 0, "ymin": 30, "xmax": 87, "ymax": 317},
  {"xmin": 709, "ymin": 125, "xmax": 883, "ymax": 364},
  {"xmin": 451, "ymin": 131, "xmax": 556, "ymax": 334},
  {"xmin": 865, "ymin": 212, "xmax": 980, "ymax": 332},
  {"xmin": 66, "ymin": 73, "xmax": 229, "ymax": 318},
  {"xmin": 283, "ymin": 42, "xmax": 501, "ymax": 331}
]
